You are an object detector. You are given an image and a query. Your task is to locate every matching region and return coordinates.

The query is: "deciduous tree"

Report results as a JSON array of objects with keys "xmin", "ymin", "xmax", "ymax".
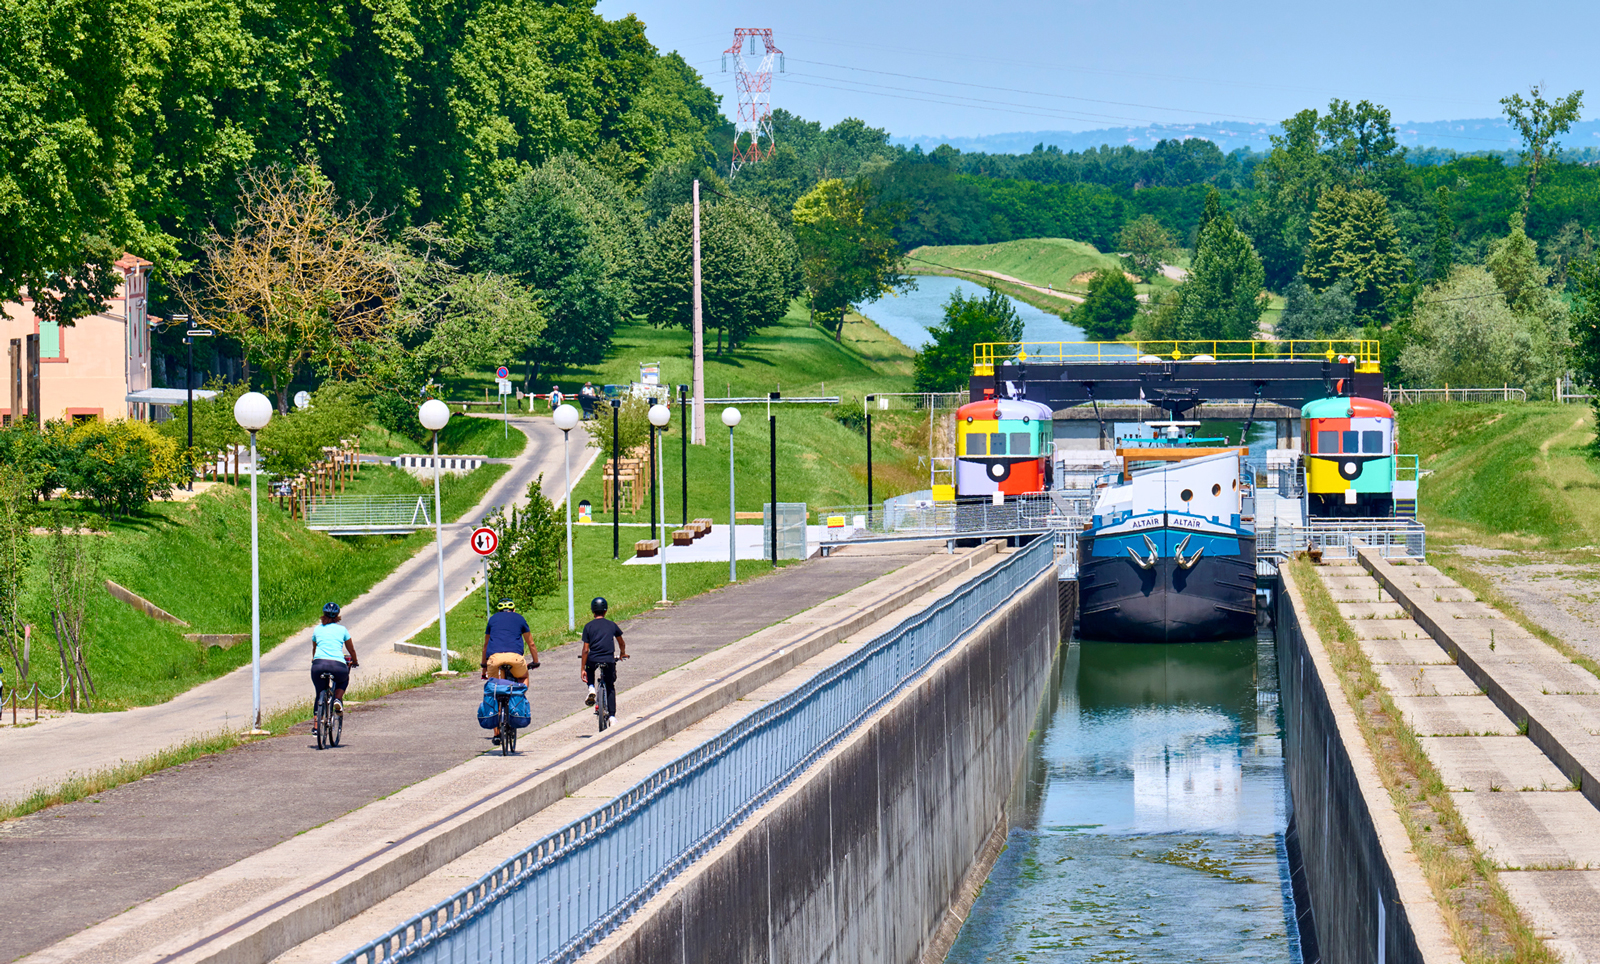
[
  {"xmin": 1175, "ymin": 195, "xmax": 1266, "ymax": 341},
  {"xmin": 792, "ymin": 178, "xmax": 911, "ymax": 340},
  {"xmin": 913, "ymin": 287, "xmax": 1022, "ymax": 393},
  {"xmin": 1075, "ymin": 269, "xmax": 1139, "ymax": 341},
  {"xmin": 1118, "ymin": 215, "xmax": 1175, "ymax": 282},
  {"xmin": 1502, "ymin": 84, "xmax": 1585, "ymax": 213}
]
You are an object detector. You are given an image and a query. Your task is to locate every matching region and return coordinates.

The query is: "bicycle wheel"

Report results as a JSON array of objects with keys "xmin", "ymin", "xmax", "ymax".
[
  {"xmin": 330, "ymin": 697, "xmax": 343, "ymax": 748},
  {"xmin": 595, "ymin": 683, "xmax": 610, "ymax": 733},
  {"xmin": 499, "ymin": 702, "xmax": 512, "ymax": 756},
  {"xmin": 314, "ymin": 689, "xmax": 328, "ymax": 750}
]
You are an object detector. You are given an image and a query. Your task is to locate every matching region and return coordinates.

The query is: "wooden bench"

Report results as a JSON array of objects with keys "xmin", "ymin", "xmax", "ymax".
[
  {"xmin": 634, "ymin": 539, "xmax": 659, "ymax": 558},
  {"xmin": 734, "ymin": 511, "xmax": 764, "ymax": 522},
  {"xmin": 672, "ymin": 529, "xmax": 695, "ymax": 547},
  {"xmin": 692, "ymin": 518, "xmax": 714, "ymax": 538}
]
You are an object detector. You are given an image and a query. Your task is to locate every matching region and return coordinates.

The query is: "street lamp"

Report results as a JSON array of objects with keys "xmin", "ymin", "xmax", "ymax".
[
  {"xmin": 865, "ymin": 394, "xmax": 875, "ymax": 513},
  {"xmin": 678, "ymin": 384, "xmax": 688, "ymax": 528},
  {"xmin": 649, "ymin": 402, "xmax": 671, "ymax": 603},
  {"xmin": 647, "ymin": 396, "xmax": 659, "ymax": 536},
  {"xmin": 610, "ymin": 398, "xmax": 621, "ymax": 560},
  {"xmin": 768, "ymin": 391, "xmax": 779, "ymax": 567},
  {"xmin": 232, "ymin": 391, "xmax": 272, "ymax": 733},
  {"xmin": 419, "ymin": 398, "xmax": 453, "ymax": 675},
  {"xmin": 553, "ymin": 403, "xmax": 581, "ymax": 631},
  {"xmin": 722, "ymin": 406, "xmax": 741, "ymax": 583}
]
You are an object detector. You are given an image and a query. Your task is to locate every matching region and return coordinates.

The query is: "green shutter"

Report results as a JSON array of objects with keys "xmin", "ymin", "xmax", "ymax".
[{"xmin": 39, "ymin": 320, "xmax": 60, "ymax": 358}]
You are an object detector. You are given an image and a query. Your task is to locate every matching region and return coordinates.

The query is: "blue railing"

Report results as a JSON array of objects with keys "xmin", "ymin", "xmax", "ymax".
[{"xmin": 338, "ymin": 536, "xmax": 1054, "ymax": 964}]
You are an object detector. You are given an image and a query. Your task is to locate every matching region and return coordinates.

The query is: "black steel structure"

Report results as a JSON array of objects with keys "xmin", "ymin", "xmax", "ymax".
[{"xmin": 971, "ymin": 358, "xmax": 1381, "ymax": 412}]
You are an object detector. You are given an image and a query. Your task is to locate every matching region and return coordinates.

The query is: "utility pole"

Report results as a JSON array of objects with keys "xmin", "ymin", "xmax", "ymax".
[{"xmin": 692, "ymin": 179, "xmax": 706, "ymax": 445}]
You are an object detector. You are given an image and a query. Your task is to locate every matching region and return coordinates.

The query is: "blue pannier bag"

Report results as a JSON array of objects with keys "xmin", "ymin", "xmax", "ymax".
[{"xmin": 478, "ymin": 678, "xmax": 532, "ymax": 729}]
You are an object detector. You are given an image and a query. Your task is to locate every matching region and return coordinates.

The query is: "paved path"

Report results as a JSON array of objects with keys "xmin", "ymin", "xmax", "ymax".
[
  {"xmin": 0, "ymin": 543, "xmax": 935, "ymax": 963},
  {"xmin": 0, "ymin": 416, "xmax": 592, "ymax": 807}
]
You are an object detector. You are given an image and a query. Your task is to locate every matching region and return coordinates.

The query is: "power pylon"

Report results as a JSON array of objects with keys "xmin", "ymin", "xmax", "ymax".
[{"xmin": 722, "ymin": 28, "xmax": 783, "ymax": 178}]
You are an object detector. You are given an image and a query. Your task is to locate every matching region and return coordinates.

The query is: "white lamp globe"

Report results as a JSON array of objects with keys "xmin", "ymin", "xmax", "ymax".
[
  {"xmin": 419, "ymin": 398, "xmax": 451, "ymax": 432},
  {"xmin": 721, "ymin": 406, "xmax": 742, "ymax": 428},
  {"xmin": 648, "ymin": 403, "xmax": 671, "ymax": 428},
  {"xmin": 233, "ymin": 391, "xmax": 273, "ymax": 431},
  {"xmin": 553, "ymin": 403, "xmax": 580, "ymax": 432}
]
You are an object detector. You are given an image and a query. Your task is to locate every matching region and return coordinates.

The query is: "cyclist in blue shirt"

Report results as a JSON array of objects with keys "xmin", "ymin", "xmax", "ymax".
[{"xmin": 311, "ymin": 602, "xmax": 358, "ymax": 705}]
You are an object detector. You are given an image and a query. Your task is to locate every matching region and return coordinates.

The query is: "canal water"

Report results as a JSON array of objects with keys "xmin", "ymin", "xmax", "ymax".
[
  {"xmin": 945, "ymin": 628, "xmax": 1305, "ymax": 963},
  {"xmin": 859, "ymin": 276, "xmax": 1086, "ymax": 349}
]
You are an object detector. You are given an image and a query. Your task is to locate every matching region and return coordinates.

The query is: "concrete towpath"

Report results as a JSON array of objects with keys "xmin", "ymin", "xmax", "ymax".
[
  {"xmin": 0, "ymin": 416, "xmax": 591, "ymax": 807},
  {"xmin": 0, "ymin": 542, "xmax": 939, "ymax": 964}
]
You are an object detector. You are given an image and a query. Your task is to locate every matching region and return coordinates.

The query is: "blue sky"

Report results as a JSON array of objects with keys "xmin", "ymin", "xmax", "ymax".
[{"xmin": 593, "ymin": 0, "xmax": 1596, "ymax": 144}]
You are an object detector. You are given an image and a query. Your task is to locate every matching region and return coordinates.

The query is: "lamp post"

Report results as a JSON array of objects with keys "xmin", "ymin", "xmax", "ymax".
[
  {"xmin": 649, "ymin": 403, "xmax": 671, "ymax": 603},
  {"xmin": 865, "ymin": 394, "xmax": 875, "ymax": 514},
  {"xmin": 553, "ymin": 404, "xmax": 580, "ymax": 631},
  {"xmin": 419, "ymin": 399, "xmax": 453, "ymax": 674},
  {"xmin": 722, "ymin": 407, "xmax": 741, "ymax": 583},
  {"xmin": 678, "ymin": 384, "xmax": 688, "ymax": 527},
  {"xmin": 171, "ymin": 315, "xmax": 192, "ymax": 486},
  {"xmin": 768, "ymin": 391, "xmax": 779, "ymax": 567},
  {"xmin": 232, "ymin": 391, "xmax": 272, "ymax": 733},
  {"xmin": 647, "ymin": 396, "xmax": 658, "ymax": 536},
  {"xmin": 610, "ymin": 398, "xmax": 621, "ymax": 560}
]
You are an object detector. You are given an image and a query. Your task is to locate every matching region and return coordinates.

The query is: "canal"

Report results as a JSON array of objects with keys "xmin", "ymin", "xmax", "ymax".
[{"xmin": 945, "ymin": 628, "xmax": 1308, "ymax": 963}]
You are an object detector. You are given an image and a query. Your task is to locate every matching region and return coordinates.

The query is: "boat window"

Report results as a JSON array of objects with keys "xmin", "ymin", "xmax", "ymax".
[
  {"xmin": 1009, "ymin": 432, "xmax": 1031, "ymax": 455},
  {"xmin": 1341, "ymin": 430, "xmax": 1358, "ymax": 453},
  {"xmin": 965, "ymin": 433, "xmax": 986, "ymax": 456},
  {"xmin": 1180, "ymin": 488, "xmax": 1194, "ymax": 502},
  {"xmin": 989, "ymin": 433, "xmax": 1007, "ymax": 455},
  {"xmin": 1362, "ymin": 430, "xmax": 1385, "ymax": 454},
  {"xmin": 1317, "ymin": 430, "xmax": 1337, "ymax": 454}
]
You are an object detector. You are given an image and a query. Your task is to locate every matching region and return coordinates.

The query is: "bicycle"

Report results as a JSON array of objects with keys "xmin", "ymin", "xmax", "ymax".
[
  {"xmin": 495, "ymin": 690, "xmax": 518, "ymax": 755},
  {"xmin": 590, "ymin": 656, "xmax": 626, "ymax": 733},
  {"xmin": 314, "ymin": 672, "xmax": 342, "ymax": 750}
]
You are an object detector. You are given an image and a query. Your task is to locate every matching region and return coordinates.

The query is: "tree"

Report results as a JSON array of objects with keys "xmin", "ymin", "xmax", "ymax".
[
  {"xmin": 1302, "ymin": 186, "xmax": 1411, "ymax": 319},
  {"xmin": 182, "ymin": 166, "xmax": 395, "ymax": 414},
  {"xmin": 1486, "ymin": 213, "xmax": 1551, "ymax": 314},
  {"xmin": 478, "ymin": 160, "xmax": 635, "ymax": 387},
  {"xmin": 1175, "ymin": 198, "xmax": 1266, "ymax": 340},
  {"xmin": 792, "ymin": 178, "xmax": 911, "ymax": 340},
  {"xmin": 1571, "ymin": 257, "xmax": 1600, "ymax": 450},
  {"xmin": 913, "ymin": 287, "xmax": 1022, "ymax": 392},
  {"xmin": 63, "ymin": 419, "xmax": 185, "ymax": 516},
  {"xmin": 1276, "ymin": 278, "xmax": 1357, "ymax": 341},
  {"xmin": 45, "ymin": 513, "xmax": 102, "ymax": 710},
  {"xmin": 1501, "ymin": 84, "xmax": 1585, "ymax": 213},
  {"xmin": 1075, "ymin": 269, "xmax": 1139, "ymax": 341},
  {"xmin": 585, "ymin": 394, "xmax": 654, "ymax": 457},
  {"xmin": 484, "ymin": 477, "xmax": 564, "ymax": 605},
  {"xmin": 1118, "ymin": 215, "xmax": 1175, "ymax": 282},
  {"xmin": 638, "ymin": 197, "xmax": 800, "ymax": 354},
  {"xmin": 1429, "ymin": 187, "xmax": 1455, "ymax": 282},
  {"xmin": 1317, "ymin": 99, "xmax": 1404, "ymax": 186},
  {"xmin": 1399, "ymin": 267, "xmax": 1566, "ymax": 390},
  {"xmin": 0, "ymin": 466, "xmax": 35, "ymax": 691}
]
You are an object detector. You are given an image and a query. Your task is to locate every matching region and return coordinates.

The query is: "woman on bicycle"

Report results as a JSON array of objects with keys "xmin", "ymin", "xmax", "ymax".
[{"xmin": 312, "ymin": 602, "xmax": 358, "ymax": 704}]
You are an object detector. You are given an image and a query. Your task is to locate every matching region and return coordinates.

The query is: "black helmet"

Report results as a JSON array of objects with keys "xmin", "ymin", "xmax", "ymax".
[
  {"xmin": 590, "ymin": 596, "xmax": 609, "ymax": 615},
  {"xmin": 322, "ymin": 602, "xmax": 341, "ymax": 616},
  {"xmin": 496, "ymin": 597, "xmax": 516, "ymax": 612}
]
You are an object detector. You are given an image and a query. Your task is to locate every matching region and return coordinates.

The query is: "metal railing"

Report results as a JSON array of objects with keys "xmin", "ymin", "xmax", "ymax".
[
  {"xmin": 816, "ymin": 493, "xmax": 1064, "ymax": 540},
  {"xmin": 972, "ymin": 339, "xmax": 1380, "ymax": 373},
  {"xmin": 1256, "ymin": 520, "xmax": 1427, "ymax": 568},
  {"xmin": 1385, "ymin": 386, "xmax": 1526, "ymax": 404},
  {"xmin": 304, "ymin": 495, "xmax": 433, "ymax": 534},
  {"xmin": 337, "ymin": 537, "xmax": 1054, "ymax": 964}
]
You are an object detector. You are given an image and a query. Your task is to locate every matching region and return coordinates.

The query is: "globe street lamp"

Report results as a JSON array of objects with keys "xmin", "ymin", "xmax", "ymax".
[
  {"xmin": 419, "ymin": 398, "xmax": 453, "ymax": 674},
  {"xmin": 553, "ymin": 403, "xmax": 581, "ymax": 631},
  {"xmin": 232, "ymin": 391, "xmax": 272, "ymax": 733},
  {"xmin": 721, "ymin": 406, "xmax": 741, "ymax": 583},
  {"xmin": 648, "ymin": 402, "xmax": 671, "ymax": 603}
]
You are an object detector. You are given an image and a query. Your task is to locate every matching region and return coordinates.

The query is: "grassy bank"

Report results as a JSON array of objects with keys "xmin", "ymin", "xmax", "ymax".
[
  {"xmin": 2, "ymin": 463, "xmax": 506, "ymax": 711},
  {"xmin": 908, "ymin": 238, "xmax": 1177, "ymax": 303},
  {"xmin": 443, "ymin": 300, "xmax": 916, "ymax": 404},
  {"xmin": 1399, "ymin": 402, "xmax": 1600, "ymax": 548},
  {"xmin": 356, "ymin": 414, "xmax": 528, "ymax": 459}
]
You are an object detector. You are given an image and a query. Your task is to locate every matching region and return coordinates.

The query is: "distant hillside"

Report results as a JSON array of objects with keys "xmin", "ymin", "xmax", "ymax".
[
  {"xmin": 895, "ymin": 118, "xmax": 1600, "ymax": 157},
  {"xmin": 907, "ymin": 238, "xmax": 1171, "ymax": 295}
]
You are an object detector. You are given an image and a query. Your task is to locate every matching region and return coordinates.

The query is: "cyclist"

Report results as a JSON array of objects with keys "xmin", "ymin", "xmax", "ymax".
[
  {"xmin": 482, "ymin": 597, "xmax": 540, "ymax": 746},
  {"xmin": 579, "ymin": 597, "xmax": 627, "ymax": 727},
  {"xmin": 312, "ymin": 602, "xmax": 358, "ymax": 706}
]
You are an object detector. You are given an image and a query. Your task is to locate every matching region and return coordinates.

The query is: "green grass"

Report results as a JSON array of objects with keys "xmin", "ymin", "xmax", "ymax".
[
  {"xmin": 571, "ymin": 405, "xmax": 939, "ymax": 525},
  {"xmin": 352, "ymin": 415, "xmax": 528, "ymax": 459},
  {"xmin": 441, "ymin": 300, "xmax": 916, "ymax": 405},
  {"xmin": 3, "ymin": 463, "xmax": 507, "ymax": 711},
  {"xmin": 405, "ymin": 524, "xmax": 795, "ymax": 660},
  {"xmin": 908, "ymin": 238, "xmax": 1179, "ymax": 299},
  {"xmin": 1398, "ymin": 402, "xmax": 1600, "ymax": 548}
]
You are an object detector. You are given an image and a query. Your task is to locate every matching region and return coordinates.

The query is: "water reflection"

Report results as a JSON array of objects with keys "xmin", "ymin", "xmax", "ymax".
[
  {"xmin": 946, "ymin": 632, "xmax": 1302, "ymax": 963},
  {"xmin": 857, "ymin": 276, "xmax": 1084, "ymax": 350}
]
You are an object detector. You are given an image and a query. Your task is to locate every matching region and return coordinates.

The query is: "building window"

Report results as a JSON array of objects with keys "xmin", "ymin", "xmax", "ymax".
[{"xmin": 40, "ymin": 320, "xmax": 61, "ymax": 359}]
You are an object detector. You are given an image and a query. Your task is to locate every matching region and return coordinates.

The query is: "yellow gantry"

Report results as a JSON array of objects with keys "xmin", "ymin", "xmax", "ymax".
[{"xmin": 971, "ymin": 340, "xmax": 1381, "ymax": 376}]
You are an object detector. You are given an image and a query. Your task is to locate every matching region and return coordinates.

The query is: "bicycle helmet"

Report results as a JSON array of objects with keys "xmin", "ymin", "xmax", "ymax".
[
  {"xmin": 322, "ymin": 602, "xmax": 341, "ymax": 617},
  {"xmin": 590, "ymin": 596, "xmax": 609, "ymax": 615},
  {"xmin": 496, "ymin": 597, "xmax": 516, "ymax": 612}
]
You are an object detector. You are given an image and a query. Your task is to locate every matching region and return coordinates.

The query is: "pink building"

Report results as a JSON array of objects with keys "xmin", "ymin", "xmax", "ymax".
[{"xmin": 3, "ymin": 253, "xmax": 155, "ymax": 424}]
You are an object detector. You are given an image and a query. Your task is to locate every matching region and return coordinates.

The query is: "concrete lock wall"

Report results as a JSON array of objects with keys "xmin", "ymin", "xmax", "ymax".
[
  {"xmin": 597, "ymin": 564, "xmax": 1063, "ymax": 964},
  {"xmin": 1276, "ymin": 568, "xmax": 1432, "ymax": 964}
]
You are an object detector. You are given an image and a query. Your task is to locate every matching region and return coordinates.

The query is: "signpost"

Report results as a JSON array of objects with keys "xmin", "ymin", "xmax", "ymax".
[
  {"xmin": 495, "ymin": 366, "xmax": 511, "ymax": 438},
  {"xmin": 471, "ymin": 525, "xmax": 499, "ymax": 618},
  {"xmin": 293, "ymin": 390, "xmax": 311, "ymax": 410}
]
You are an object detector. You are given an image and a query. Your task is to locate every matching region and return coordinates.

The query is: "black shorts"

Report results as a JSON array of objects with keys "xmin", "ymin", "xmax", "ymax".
[{"xmin": 311, "ymin": 659, "xmax": 349, "ymax": 693}]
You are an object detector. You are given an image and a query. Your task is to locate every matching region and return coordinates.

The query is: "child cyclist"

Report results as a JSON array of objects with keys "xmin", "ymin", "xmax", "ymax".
[
  {"xmin": 311, "ymin": 602, "xmax": 358, "ymax": 705},
  {"xmin": 579, "ymin": 597, "xmax": 628, "ymax": 727}
]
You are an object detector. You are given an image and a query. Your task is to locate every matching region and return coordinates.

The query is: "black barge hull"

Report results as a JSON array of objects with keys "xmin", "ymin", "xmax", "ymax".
[{"xmin": 1076, "ymin": 535, "xmax": 1258, "ymax": 643}]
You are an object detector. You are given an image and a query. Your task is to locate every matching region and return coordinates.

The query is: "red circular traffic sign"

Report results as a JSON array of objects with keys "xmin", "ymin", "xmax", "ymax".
[
  {"xmin": 495, "ymin": 366, "xmax": 510, "ymax": 379},
  {"xmin": 470, "ymin": 526, "xmax": 499, "ymax": 555}
]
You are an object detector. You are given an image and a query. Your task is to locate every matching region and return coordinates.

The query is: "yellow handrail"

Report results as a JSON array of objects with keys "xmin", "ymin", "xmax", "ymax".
[{"xmin": 971, "ymin": 340, "xmax": 1380, "ymax": 375}]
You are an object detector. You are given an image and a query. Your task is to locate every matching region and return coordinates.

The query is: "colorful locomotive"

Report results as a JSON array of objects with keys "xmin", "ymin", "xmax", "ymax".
[
  {"xmin": 955, "ymin": 398, "xmax": 1054, "ymax": 497},
  {"xmin": 1303, "ymin": 395, "xmax": 1397, "ymax": 517}
]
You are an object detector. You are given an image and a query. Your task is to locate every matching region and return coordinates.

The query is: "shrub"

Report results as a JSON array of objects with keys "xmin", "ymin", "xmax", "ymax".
[
  {"xmin": 63, "ymin": 419, "xmax": 184, "ymax": 515},
  {"xmin": 483, "ymin": 477, "xmax": 564, "ymax": 606}
]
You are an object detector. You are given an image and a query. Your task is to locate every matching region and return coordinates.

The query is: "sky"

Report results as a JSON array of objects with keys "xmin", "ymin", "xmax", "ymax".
[{"xmin": 593, "ymin": 0, "xmax": 1597, "ymax": 147}]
